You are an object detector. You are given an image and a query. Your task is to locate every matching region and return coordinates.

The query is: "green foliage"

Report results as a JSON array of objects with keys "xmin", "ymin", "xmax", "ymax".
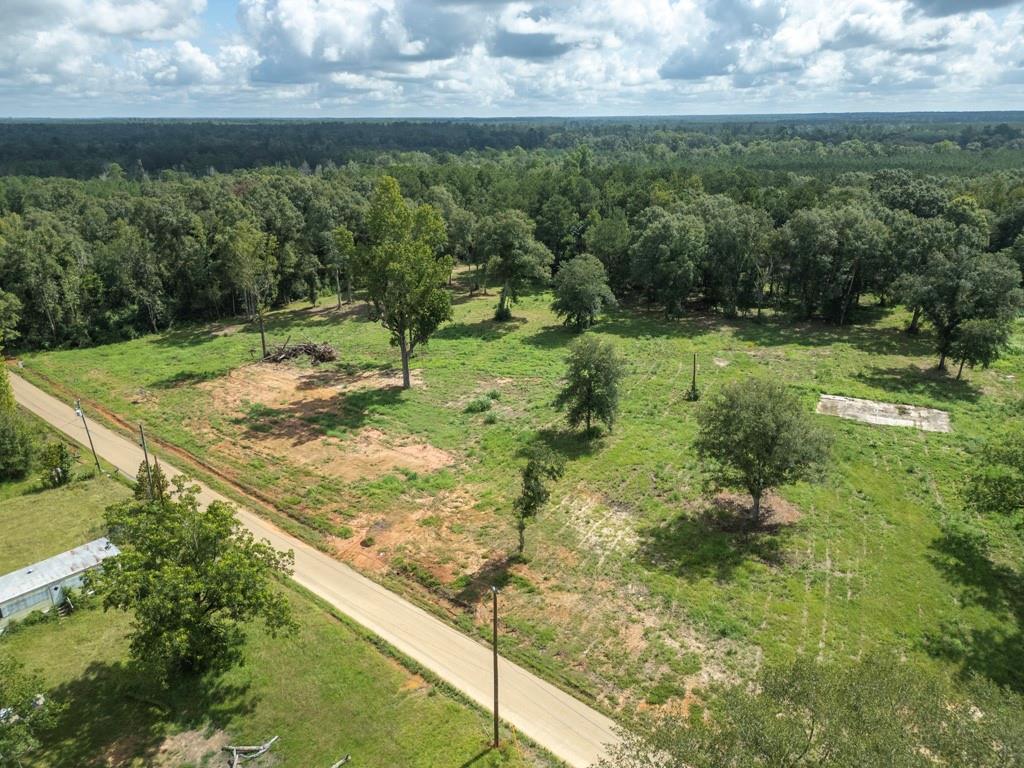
[
  {"xmin": 0, "ymin": 655, "xmax": 63, "ymax": 767},
  {"xmin": 38, "ymin": 441, "xmax": 74, "ymax": 488},
  {"xmin": 598, "ymin": 654, "xmax": 1024, "ymax": 768},
  {"xmin": 512, "ymin": 448, "xmax": 565, "ymax": 554},
  {"xmin": 0, "ymin": 410, "xmax": 34, "ymax": 481},
  {"xmin": 554, "ymin": 336, "xmax": 624, "ymax": 434},
  {"xmin": 362, "ymin": 176, "xmax": 454, "ymax": 388},
  {"xmin": 0, "ymin": 290, "xmax": 20, "ymax": 350},
  {"xmin": 950, "ymin": 318, "xmax": 1013, "ymax": 378},
  {"xmin": 463, "ymin": 396, "xmax": 493, "ymax": 413},
  {"xmin": 93, "ymin": 476, "xmax": 296, "ymax": 680},
  {"xmin": 476, "ymin": 210, "xmax": 553, "ymax": 320},
  {"xmin": 906, "ymin": 249, "xmax": 1024, "ymax": 369},
  {"xmin": 551, "ymin": 254, "xmax": 617, "ymax": 331},
  {"xmin": 695, "ymin": 378, "xmax": 830, "ymax": 522},
  {"xmin": 966, "ymin": 423, "xmax": 1024, "ymax": 523},
  {"xmin": 0, "ymin": 364, "xmax": 15, "ymax": 416},
  {"xmin": 132, "ymin": 458, "xmax": 169, "ymax": 501},
  {"xmin": 630, "ymin": 207, "xmax": 707, "ymax": 317}
]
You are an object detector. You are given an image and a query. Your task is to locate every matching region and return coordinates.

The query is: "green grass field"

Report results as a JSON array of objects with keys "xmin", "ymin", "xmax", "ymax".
[
  {"xmin": 16, "ymin": 281, "xmax": 1024, "ymax": 710},
  {"xmin": 0, "ymin": 420, "xmax": 547, "ymax": 768}
]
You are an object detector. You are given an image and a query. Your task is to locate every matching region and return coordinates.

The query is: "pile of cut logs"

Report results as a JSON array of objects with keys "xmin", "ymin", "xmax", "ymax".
[{"xmin": 262, "ymin": 338, "xmax": 338, "ymax": 364}]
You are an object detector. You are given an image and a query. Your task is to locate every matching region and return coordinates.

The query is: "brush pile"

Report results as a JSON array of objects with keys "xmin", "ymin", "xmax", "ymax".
[{"xmin": 262, "ymin": 338, "xmax": 338, "ymax": 364}]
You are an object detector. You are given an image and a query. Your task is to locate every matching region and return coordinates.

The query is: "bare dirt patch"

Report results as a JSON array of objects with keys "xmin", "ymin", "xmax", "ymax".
[
  {"xmin": 711, "ymin": 490, "xmax": 802, "ymax": 528},
  {"xmin": 817, "ymin": 394, "xmax": 951, "ymax": 432},
  {"xmin": 199, "ymin": 364, "xmax": 448, "ymax": 482}
]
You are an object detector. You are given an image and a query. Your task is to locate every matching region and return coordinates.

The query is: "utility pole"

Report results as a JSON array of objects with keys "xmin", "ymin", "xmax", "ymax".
[
  {"xmin": 685, "ymin": 352, "xmax": 700, "ymax": 401},
  {"xmin": 139, "ymin": 424, "xmax": 154, "ymax": 499},
  {"xmin": 492, "ymin": 585, "xmax": 500, "ymax": 749},
  {"xmin": 74, "ymin": 399, "xmax": 101, "ymax": 471}
]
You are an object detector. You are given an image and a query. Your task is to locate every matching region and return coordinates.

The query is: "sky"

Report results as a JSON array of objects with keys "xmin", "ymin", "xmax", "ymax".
[{"xmin": 0, "ymin": 0, "xmax": 1022, "ymax": 118}]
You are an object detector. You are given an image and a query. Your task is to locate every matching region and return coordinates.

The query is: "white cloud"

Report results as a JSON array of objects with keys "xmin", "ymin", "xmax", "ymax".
[{"xmin": 0, "ymin": 0, "xmax": 1022, "ymax": 115}]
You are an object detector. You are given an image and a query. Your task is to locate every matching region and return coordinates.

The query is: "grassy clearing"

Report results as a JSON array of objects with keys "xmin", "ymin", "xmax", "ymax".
[
  {"xmin": 0, "ymin": 430, "xmax": 546, "ymax": 768},
  {"xmin": 17, "ymin": 281, "xmax": 1024, "ymax": 710}
]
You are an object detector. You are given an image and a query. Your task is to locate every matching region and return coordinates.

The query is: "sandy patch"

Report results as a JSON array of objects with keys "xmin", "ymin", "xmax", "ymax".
[
  {"xmin": 259, "ymin": 427, "xmax": 453, "ymax": 482},
  {"xmin": 199, "ymin": 363, "xmax": 447, "ymax": 483},
  {"xmin": 200, "ymin": 362, "xmax": 419, "ymax": 411},
  {"xmin": 817, "ymin": 394, "xmax": 951, "ymax": 432},
  {"xmin": 713, "ymin": 490, "xmax": 802, "ymax": 526},
  {"xmin": 555, "ymin": 487, "xmax": 639, "ymax": 565},
  {"xmin": 713, "ymin": 357, "xmax": 730, "ymax": 368},
  {"xmin": 154, "ymin": 729, "xmax": 229, "ymax": 767}
]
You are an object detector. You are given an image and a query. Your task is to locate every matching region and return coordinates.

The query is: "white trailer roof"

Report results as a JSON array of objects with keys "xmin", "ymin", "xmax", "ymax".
[{"xmin": 0, "ymin": 538, "xmax": 120, "ymax": 604}]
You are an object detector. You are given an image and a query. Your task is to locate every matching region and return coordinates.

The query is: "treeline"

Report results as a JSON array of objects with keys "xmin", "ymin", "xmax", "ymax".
[
  {"xmin": 1, "ymin": 116, "xmax": 1023, "ymax": 178},
  {"xmin": 0, "ymin": 143, "xmax": 1022, "ymax": 367}
]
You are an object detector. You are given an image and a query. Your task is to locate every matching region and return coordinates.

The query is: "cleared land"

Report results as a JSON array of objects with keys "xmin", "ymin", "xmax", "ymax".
[
  {"xmin": 0, "ymin": 424, "xmax": 545, "ymax": 768},
  {"xmin": 16, "ymin": 285, "xmax": 1024, "ymax": 710}
]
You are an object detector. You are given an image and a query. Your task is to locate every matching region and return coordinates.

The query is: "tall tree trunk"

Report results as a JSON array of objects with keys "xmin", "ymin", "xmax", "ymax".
[
  {"xmin": 258, "ymin": 310, "xmax": 267, "ymax": 359},
  {"xmin": 517, "ymin": 519, "xmax": 526, "ymax": 555},
  {"xmin": 335, "ymin": 269, "xmax": 342, "ymax": 310},
  {"xmin": 957, "ymin": 359, "xmax": 965, "ymax": 379},
  {"xmin": 751, "ymin": 489, "xmax": 762, "ymax": 524},
  {"xmin": 398, "ymin": 333, "xmax": 411, "ymax": 389},
  {"xmin": 938, "ymin": 351, "xmax": 947, "ymax": 370},
  {"xmin": 346, "ymin": 272, "xmax": 353, "ymax": 305},
  {"xmin": 907, "ymin": 305, "xmax": 922, "ymax": 334}
]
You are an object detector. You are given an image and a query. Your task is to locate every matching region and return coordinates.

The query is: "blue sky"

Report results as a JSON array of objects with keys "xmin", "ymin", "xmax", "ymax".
[{"xmin": 1, "ymin": 0, "xmax": 1022, "ymax": 118}]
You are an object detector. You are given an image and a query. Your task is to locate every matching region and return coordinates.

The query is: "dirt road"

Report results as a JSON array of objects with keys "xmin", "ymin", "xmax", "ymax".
[{"xmin": 9, "ymin": 371, "xmax": 618, "ymax": 768}]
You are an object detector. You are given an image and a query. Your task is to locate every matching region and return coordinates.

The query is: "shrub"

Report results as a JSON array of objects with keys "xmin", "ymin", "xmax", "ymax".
[
  {"xmin": 464, "ymin": 396, "xmax": 493, "ymax": 413},
  {"xmin": 0, "ymin": 410, "xmax": 34, "ymax": 481},
  {"xmin": 39, "ymin": 441, "xmax": 75, "ymax": 488}
]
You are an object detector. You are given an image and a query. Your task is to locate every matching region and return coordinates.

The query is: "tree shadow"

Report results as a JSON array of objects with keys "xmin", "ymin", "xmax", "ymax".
[
  {"xmin": 150, "ymin": 369, "xmax": 224, "ymax": 389},
  {"xmin": 527, "ymin": 426, "xmax": 606, "ymax": 461},
  {"xmin": 853, "ymin": 364, "xmax": 983, "ymax": 404},
  {"xmin": 236, "ymin": 385, "xmax": 405, "ymax": 445},
  {"xmin": 923, "ymin": 524, "xmax": 1024, "ymax": 691},
  {"xmin": 453, "ymin": 553, "xmax": 522, "ymax": 606},
  {"xmin": 36, "ymin": 660, "xmax": 254, "ymax": 768},
  {"xmin": 731, "ymin": 311, "xmax": 933, "ymax": 356},
  {"xmin": 521, "ymin": 324, "xmax": 576, "ymax": 350},
  {"xmin": 596, "ymin": 307, "xmax": 723, "ymax": 341},
  {"xmin": 637, "ymin": 498, "xmax": 792, "ymax": 583},
  {"xmin": 434, "ymin": 316, "xmax": 526, "ymax": 342}
]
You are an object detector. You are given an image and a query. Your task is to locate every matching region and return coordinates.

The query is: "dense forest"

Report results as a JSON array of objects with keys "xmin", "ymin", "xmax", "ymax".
[{"xmin": 1, "ymin": 116, "xmax": 1023, "ymax": 369}]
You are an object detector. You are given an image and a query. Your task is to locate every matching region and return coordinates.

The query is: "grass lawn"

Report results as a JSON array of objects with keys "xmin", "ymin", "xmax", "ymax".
[
  {"xmin": 16, "ymin": 279, "xmax": 1024, "ymax": 710},
  {"xmin": 0, "ymin": 426, "xmax": 548, "ymax": 768},
  {"xmin": 0, "ymin": 475, "xmax": 126, "ymax": 572},
  {"xmin": 1, "ymin": 588, "xmax": 541, "ymax": 768}
]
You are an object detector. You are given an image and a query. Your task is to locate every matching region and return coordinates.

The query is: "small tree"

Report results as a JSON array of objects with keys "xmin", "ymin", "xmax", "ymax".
[
  {"xmin": 329, "ymin": 225, "xmax": 356, "ymax": 307},
  {"xmin": 362, "ymin": 177, "xmax": 454, "ymax": 389},
  {"xmin": 226, "ymin": 220, "xmax": 278, "ymax": 359},
  {"xmin": 476, "ymin": 210, "xmax": 553, "ymax": 321},
  {"xmin": 93, "ymin": 477, "xmax": 296, "ymax": 679},
  {"xmin": 554, "ymin": 337, "xmax": 624, "ymax": 434},
  {"xmin": 513, "ymin": 449, "xmax": 565, "ymax": 555},
  {"xmin": 133, "ymin": 458, "xmax": 169, "ymax": 502},
  {"xmin": 551, "ymin": 254, "xmax": 618, "ymax": 331},
  {"xmin": 38, "ymin": 441, "xmax": 73, "ymax": 488},
  {"xmin": 0, "ymin": 411, "xmax": 33, "ymax": 481},
  {"xmin": 949, "ymin": 318, "xmax": 1012, "ymax": 379},
  {"xmin": 695, "ymin": 378, "xmax": 830, "ymax": 523},
  {"xmin": 0, "ymin": 655, "xmax": 63, "ymax": 767}
]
